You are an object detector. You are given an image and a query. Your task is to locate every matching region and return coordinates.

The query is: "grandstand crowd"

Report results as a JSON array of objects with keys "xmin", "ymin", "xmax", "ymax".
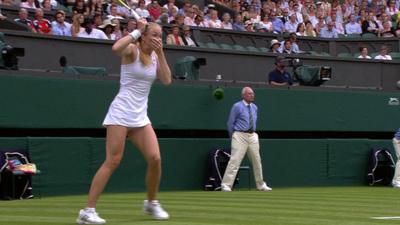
[{"xmin": 1, "ymin": 0, "xmax": 400, "ymax": 39}]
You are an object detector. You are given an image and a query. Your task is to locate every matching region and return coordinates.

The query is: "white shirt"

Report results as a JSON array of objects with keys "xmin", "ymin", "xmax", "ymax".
[
  {"xmin": 358, "ymin": 55, "xmax": 371, "ymax": 59},
  {"xmin": 136, "ymin": 8, "xmax": 150, "ymax": 19},
  {"xmin": 374, "ymin": 54, "xmax": 392, "ymax": 60},
  {"xmin": 284, "ymin": 21, "xmax": 298, "ymax": 33},
  {"xmin": 184, "ymin": 36, "xmax": 196, "ymax": 46},
  {"xmin": 77, "ymin": 28, "xmax": 109, "ymax": 40}
]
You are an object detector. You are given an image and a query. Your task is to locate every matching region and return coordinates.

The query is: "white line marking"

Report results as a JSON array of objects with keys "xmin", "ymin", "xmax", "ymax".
[{"xmin": 370, "ymin": 216, "xmax": 400, "ymax": 220}]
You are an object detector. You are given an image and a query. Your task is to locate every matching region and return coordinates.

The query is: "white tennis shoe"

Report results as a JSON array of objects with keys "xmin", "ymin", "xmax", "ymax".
[
  {"xmin": 76, "ymin": 209, "xmax": 106, "ymax": 224},
  {"xmin": 258, "ymin": 183, "xmax": 272, "ymax": 191},
  {"xmin": 221, "ymin": 184, "xmax": 232, "ymax": 192},
  {"xmin": 143, "ymin": 200, "xmax": 169, "ymax": 220}
]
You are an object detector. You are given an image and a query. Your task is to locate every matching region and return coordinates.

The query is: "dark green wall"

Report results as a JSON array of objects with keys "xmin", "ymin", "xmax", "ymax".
[
  {"xmin": 0, "ymin": 73, "xmax": 399, "ymax": 132},
  {"xmin": 0, "ymin": 137, "xmax": 395, "ymax": 196}
]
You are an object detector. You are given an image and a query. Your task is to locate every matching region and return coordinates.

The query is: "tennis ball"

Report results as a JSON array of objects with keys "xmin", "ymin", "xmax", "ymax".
[{"xmin": 213, "ymin": 88, "xmax": 224, "ymax": 100}]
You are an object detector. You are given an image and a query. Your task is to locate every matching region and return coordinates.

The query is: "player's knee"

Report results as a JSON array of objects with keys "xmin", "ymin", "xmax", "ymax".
[{"xmin": 147, "ymin": 155, "xmax": 161, "ymax": 167}]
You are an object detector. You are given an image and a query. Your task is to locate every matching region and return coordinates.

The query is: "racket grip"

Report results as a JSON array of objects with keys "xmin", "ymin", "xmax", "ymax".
[{"xmin": 130, "ymin": 8, "xmax": 141, "ymax": 20}]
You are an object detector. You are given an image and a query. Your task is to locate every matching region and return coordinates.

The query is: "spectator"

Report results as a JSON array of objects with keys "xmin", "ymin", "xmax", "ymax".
[
  {"xmin": 208, "ymin": 10, "xmax": 222, "ymax": 28},
  {"xmin": 148, "ymin": 0, "xmax": 162, "ymax": 21},
  {"xmin": 41, "ymin": 0, "xmax": 53, "ymax": 11},
  {"xmin": 107, "ymin": 4, "xmax": 124, "ymax": 20},
  {"xmin": 98, "ymin": 19, "xmax": 117, "ymax": 40},
  {"xmin": 304, "ymin": 20, "xmax": 317, "ymax": 37},
  {"xmin": 284, "ymin": 13, "xmax": 299, "ymax": 33},
  {"xmin": 73, "ymin": 0, "xmax": 90, "ymax": 16},
  {"xmin": 221, "ymin": 12, "xmax": 233, "ymax": 29},
  {"xmin": 258, "ymin": 14, "xmax": 273, "ymax": 32},
  {"xmin": 387, "ymin": 0, "xmax": 398, "ymax": 16},
  {"xmin": 106, "ymin": 0, "xmax": 130, "ymax": 18},
  {"xmin": 156, "ymin": 13, "xmax": 169, "ymax": 24},
  {"xmin": 288, "ymin": 32, "xmax": 303, "ymax": 53},
  {"xmin": 193, "ymin": 14, "xmax": 207, "ymax": 27},
  {"xmin": 15, "ymin": 8, "xmax": 37, "ymax": 33},
  {"xmin": 178, "ymin": 0, "xmax": 191, "ymax": 16},
  {"xmin": 136, "ymin": 0, "xmax": 151, "ymax": 21},
  {"xmin": 358, "ymin": 46, "xmax": 371, "ymax": 59},
  {"xmin": 279, "ymin": 39, "xmax": 292, "ymax": 54},
  {"xmin": 345, "ymin": 14, "xmax": 362, "ymax": 35},
  {"xmin": 268, "ymin": 56, "xmax": 294, "ymax": 86},
  {"xmin": 330, "ymin": 12, "xmax": 344, "ymax": 34},
  {"xmin": 314, "ymin": 12, "xmax": 326, "ymax": 35},
  {"xmin": 183, "ymin": 6, "xmax": 196, "ymax": 26},
  {"xmin": 111, "ymin": 18, "xmax": 122, "ymax": 40},
  {"xmin": 374, "ymin": 45, "xmax": 392, "ymax": 60},
  {"xmin": 320, "ymin": 21, "xmax": 339, "ymax": 38},
  {"xmin": 52, "ymin": 10, "xmax": 72, "ymax": 36},
  {"xmin": 280, "ymin": 8, "xmax": 290, "ymax": 24},
  {"xmin": 77, "ymin": 17, "xmax": 108, "ymax": 39},
  {"xmin": 20, "ymin": 0, "xmax": 37, "ymax": 9},
  {"xmin": 296, "ymin": 22, "xmax": 306, "ymax": 36},
  {"xmin": 292, "ymin": 3, "xmax": 303, "ymax": 23},
  {"xmin": 395, "ymin": 21, "xmax": 400, "ymax": 37},
  {"xmin": 362, "ymin": 12, "xmax": 379, "ymax": 35},
  {"xmin": 269, "ymin": 39, "xmax": 281, "ymax": 53},
  {"xmin": 271, "ymin": 11, "xmax": 284, "ymax": 33},
  {"xmin": 33, "ymin": 8, "xmax": 52, "ymax": 34},
  {"xmin": 89, "ymin": 0, "xmax": 104, "ymax": 16},
  {"xmin": 93, "ymin": 13, "xmax": 103, "ymax": 28},
  {"xmin": 71, "ymin": 13, "xmax": 84, "ymax": 37},
  {"xmin": 181, "ymin": 25, "xmax": 197, "ymax": 47},
  {"xmin": 163, "ymin": 0, "xmax": 178, "ymax": 13},
  {"xmin": 380, "ymin": 21, "xmax": 395, "ymax": 37},
  {"xmin": 127, "ymin": 18, "xmax": 137, "ymax": 32},
  {"xmin": 166, "ymin": 24, "xmax": 184, "ymax": 45},
  {"xmin": 233, "ymin": 13, "xmax": 245, "ymax": 31},
  {"xmin": 244, "ymin": 20, "xmax": 254, "ymax": 32}
]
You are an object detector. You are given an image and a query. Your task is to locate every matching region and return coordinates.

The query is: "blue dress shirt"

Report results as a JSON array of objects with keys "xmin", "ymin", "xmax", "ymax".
[
  {"xmin": 227, "ymin": 100, "xmax": 258, "ymax": 137},
  {"xmin": 395, "ymin": 128, "xmax": 400, "ymax": 140}
]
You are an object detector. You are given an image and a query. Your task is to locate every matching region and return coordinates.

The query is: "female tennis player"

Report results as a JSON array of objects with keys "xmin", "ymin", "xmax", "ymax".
[{"xmin": 77, "ymin": 18, "xmax": 171, "ymax": 224}]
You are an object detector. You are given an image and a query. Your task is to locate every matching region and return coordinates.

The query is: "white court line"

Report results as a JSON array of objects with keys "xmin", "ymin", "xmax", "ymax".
[{"xmin": 370, "ymin": 216, "xmax": 400, "ymax": 220}]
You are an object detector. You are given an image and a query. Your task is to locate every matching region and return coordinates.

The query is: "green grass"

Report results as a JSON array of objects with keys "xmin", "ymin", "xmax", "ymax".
[{"xmin": 0, "ymin": 187, "xmax": 399, "ymax": 225}]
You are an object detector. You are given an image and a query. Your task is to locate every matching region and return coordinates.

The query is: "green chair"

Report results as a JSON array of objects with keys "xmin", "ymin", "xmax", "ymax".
[
  {"xmin": 219, "ymin": 43, "xmax": 234, "ymax": 50},
  {"xmin": 173, "ymin": 56, "xmax": 200, "ymax": 80},
  {"xmin": 390, "ymin": 52, "xmax": 400, "ymax": 60},
  {"xmin": 246, "ymin": 46, "xmax": 260, "ymax": 52},
  {"xmin": 62, "ymin": 66, "xmax": 107, "ymax": 76},
  {"xmin": 232, "ymin": 44, "xmax": 246, "ymax": 51},
  {"xmin": 205, "ymin": 42, "xmax": 220, "ymax": 49},
  {"xmin": 362, "ymin": 33, "xmax": 377, "ymax": 38},
  {"xmin": 337, "ymin": 52, "xmax": 353, "ymax": 59},
  {"xmin": 197, "ymin": 42, "xmax": 207, "ymax": 48},
  {"xmin": 258, "ymin": 47, "xmax": 269, "ymax": 53},
  {"xmin": 370, "ymin": 52, "xmax": 379, "ymax": 59}
]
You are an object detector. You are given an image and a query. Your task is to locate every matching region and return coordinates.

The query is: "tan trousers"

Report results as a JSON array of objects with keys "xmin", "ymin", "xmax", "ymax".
[
  {"xmin": 221, "ymin": 131, "xmax": 266, "ymax": 189},
  {"xmin": 393, "ymin": 138, "xmax": 400, "ymax": 184}
]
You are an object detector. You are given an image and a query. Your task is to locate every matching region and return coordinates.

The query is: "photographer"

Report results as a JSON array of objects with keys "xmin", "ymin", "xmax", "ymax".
[{"xmin": 268, "ymin": 56, "xmax": 295, "ymax": 86}]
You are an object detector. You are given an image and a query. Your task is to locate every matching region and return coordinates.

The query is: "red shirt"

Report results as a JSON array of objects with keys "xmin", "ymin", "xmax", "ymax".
[{"xmin": 33, "ymin": 19, "xmax": 52, "ymax": 34}]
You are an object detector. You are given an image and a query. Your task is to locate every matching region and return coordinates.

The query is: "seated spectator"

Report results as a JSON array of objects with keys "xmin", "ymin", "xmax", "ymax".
[
  {"xmin": 181, "ymin": 25, "xmax": 197, "ymax": 47},
  {"xmin": 271, "ymin": 11, "xmax": 284, "ymax": 34},
  {"xmin": 362, "ymin": 12, "xmax": 379, "ymax": 35},
  {"xmin": 279, "ymin": 39, "xmax": 292, "ymax": 54},
  {"xmin": 208, "ymin": 10, "xmax": 222, "ymax": 28},
  {"xmin": 51, "ymin": 10, "xmax": 71, "ymax": 36},
  {"xmin": 395, "ymin": 21, "xmax": 400, "ymax": 37},
  {"xmin": 178, "ymin": 0, "xmax": 191, "ymax": 16},
  {"xmin": 111, "ymin": 18, "xmax": 122, "ymax": 40},
  {"xmin": 268, "ymin": 56, "xmax": 294, "ymax": 86},
  {"xmin": 148, "ymin": 0, "xmax": 162, "ymax": 21},
  {"xmin": 41, "ymin": 0, "xmax": 54, "ymax": 11},
  {"xmin": 166, "ymin": 24, "xmax": 184, "ymax": 45},
  {"xmin": 296, "ymin": 22, "xmax": 306, "ymax": 36},
  {"xmin": 244, "ymin": 20, "xmax": 254, "ymax": 32},
  {"xmin": 107, "ymin": 4, "xmax": 124, "ymax": 20},
  {"xmin": 73, "ymin": 0, "xmax": 90, "ymax": 16},
  {"xmin": 320, "ymin": 21, "xmax": 339, "ymax": 38},
  {"xmin": 269, "ymin": 39, "xmax": 281, "ymax": 53},
  {"xmin": 126, "ymin": 18, "xmax": 137, "ymax": 32},
  {"xmin": 93, "ymin": 13, "xmax": 103, "ymax": 28},
  {"xmin": 163, "ymin": 0, "xmax": 178, "ymax": 13},
  {"xmin": 284, "ymin": 13, "xmax": 299, "ymax": 33},
  {"xmin": 288, "ymin": 32, "xmax": 304, "ymax": 53},
  {"xmin": 193, "ymin": 15, "xmax": 207, "ymax": 27},
  {"xmin": 374, "ymin": 45, "xmax": 392, "ymax": 60},
  {"xmin": 358, "ymin": 46, "xmax": 371, "ymax": 59},
  {"xmin": 232, "ymin": 14, "xmax": 245, "ymax": 31},
  {"xmin": 98, "ymin": 19, "xmax": 116, "ymax": 40},
  {"xmin": 183, "ymin": 6, "xmax": 196, "ymax": 26},
  {"xmin": 135, "ymin": 0, "xmax": 151, "ymax": 21},
  {"xmin": 304, "ymin": 20, "xmax": 316, "ymax": 37},
  {"xmin": 15, "ymin": 8, "xmax": 37, "ymax": 33},
  {"xmin": 331, "ymin": 13, "xmax": 344, "ymax": 34},
  {"xmin": 387, "ymin": 0, "xmax": 398, "ymax": 16},
  {"xmin": 77, "ymin": 17, "xmax": 108, "ymax": 40},
  {"xmin": 71, "ymin": 13, "xmax": 84, "ymax": 37},
  {"xmin": 33, "ymin": 8, "xmax": 52, "ymax": 34},
  {"xmin": 380, "ymin": 21, "xmax": 396, "ymax": 37},
  {"xmin": 314, "ymin": 12, "xmax": 326, "ymax": 35},
  {"xmin": 20, "ymin": 0, "xmax": 37, "ymax": 9},
  {"xmin": 345, "ymin": 14, "xmax": 362, "ymax": 35},
  {"xmin": 259, "ymin": 14, "xmax": 273, "ymax": 32},
  {"xmin": 221, "ymin": 13, "xmax": 233, "ymax": 30}
]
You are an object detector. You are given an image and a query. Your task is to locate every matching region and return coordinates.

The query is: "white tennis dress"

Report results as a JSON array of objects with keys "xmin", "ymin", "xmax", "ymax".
[{"xmin": 103, "ymin": 49, "xmax": 158, "ymax": 128}]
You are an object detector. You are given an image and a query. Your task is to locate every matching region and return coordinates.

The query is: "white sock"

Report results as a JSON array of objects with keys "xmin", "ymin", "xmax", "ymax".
[{"xmin": 84, "ymin": 207, "xmax": 95, "ymax": 213}]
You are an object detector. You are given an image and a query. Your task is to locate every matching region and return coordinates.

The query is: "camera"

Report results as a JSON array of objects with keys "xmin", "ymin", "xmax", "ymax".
[{"xmin": 0, "ymin": 43, "xmax": 25, "ymax": 70}]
